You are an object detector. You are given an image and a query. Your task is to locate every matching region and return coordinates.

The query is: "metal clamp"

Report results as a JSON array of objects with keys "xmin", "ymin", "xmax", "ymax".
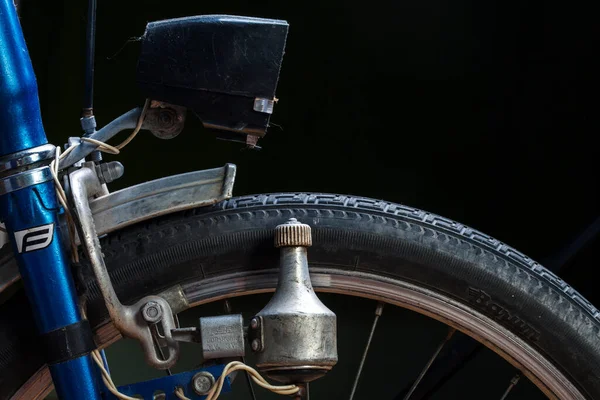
[
  {"xmin": 0, "ymin": 166, "xmax": 54, "ymax": 196},
  {"xmin": 0, "ymin": 143, "xmax": 55, "ymax": 176},
  {"xmin": 70, "ymin": 164, "xmax": 179, "ymax": 369},
  {"xmin": 253, "ymin": 98, "xmax": 275, "ymax": 114},
  {"xmin": 0, "ymin": 143, "xmax": 56, "ymax": 195},
  {"xmin": 170, "ymin": 314, "xmax": 245, "ymax": 361}
]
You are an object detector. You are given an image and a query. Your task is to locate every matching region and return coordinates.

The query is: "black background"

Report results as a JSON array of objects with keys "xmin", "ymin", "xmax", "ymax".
[{"xmin": 18, "ymin": 1, "xmax": 598, "ymax": 398}]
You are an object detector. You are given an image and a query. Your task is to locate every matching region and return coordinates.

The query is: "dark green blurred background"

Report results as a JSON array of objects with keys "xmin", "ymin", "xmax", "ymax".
[{"xmin": 16, "ymin": 0, "xmax": 598, "ymax": 398}]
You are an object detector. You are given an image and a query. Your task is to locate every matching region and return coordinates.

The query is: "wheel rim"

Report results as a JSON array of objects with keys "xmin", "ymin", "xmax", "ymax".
[{"xmin": 13, "ymin": 268, "xmax": 585, "ymax": 400}]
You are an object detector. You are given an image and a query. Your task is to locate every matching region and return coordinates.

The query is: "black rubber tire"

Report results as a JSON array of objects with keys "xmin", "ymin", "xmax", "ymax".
[{"xmin": 0, "ymin": 193, "xmax": 599, "ymax": 399}]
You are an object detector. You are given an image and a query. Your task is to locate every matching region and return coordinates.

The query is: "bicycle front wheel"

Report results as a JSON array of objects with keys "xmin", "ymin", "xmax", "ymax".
[{"xmin": 1, "ymin": 193, "xmax": 598, "ymax": 399}]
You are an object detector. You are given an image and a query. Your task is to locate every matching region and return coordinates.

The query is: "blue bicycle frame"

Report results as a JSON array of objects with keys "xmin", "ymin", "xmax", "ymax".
[{"xmin": 0, "ymin": 1, "xmax": 102, "ymax": 398}]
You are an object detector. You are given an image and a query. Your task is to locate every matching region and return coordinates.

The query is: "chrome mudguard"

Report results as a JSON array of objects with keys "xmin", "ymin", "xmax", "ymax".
[
  {"xmin": 89, "ymin": 164, "xmax": 236, "ymax": 237},
  {"xmin": 0, "ymin": 164, "xmax": 236, "ymax": 293}
]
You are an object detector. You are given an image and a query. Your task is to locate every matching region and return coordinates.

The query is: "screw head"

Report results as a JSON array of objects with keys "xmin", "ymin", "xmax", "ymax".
[
  {"xmin": 251, "ymin": 338, "xmax": 261, "ymax": 351},
  {"xmin": 250, "ymin": 317, "xmax": 260, "ymax": 329},
  {"xmin": 192, "ymin": 371, "xmax": 215, "ymax": 395},
  {"xmin": 141, "ymin": 301, "xmax": 163, "ymax": 324}
]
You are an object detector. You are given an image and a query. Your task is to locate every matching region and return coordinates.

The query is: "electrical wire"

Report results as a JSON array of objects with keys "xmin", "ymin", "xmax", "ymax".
[
  {"xmin": 80, "ymin": 137, "xmax": 120, "ymax": 154},
  {"xmin": 175, "ymin": 387, "xmax": 189, "ymax": 400},
  {"xmin": 173, "ymin": 361, "xmax": 299, "ymax": 400},
  {"xmin": 115, "ymin": 98, "xmax": 150, "ymax": 150},
  {"xmin": 209, "ymin": 361, "xmax": 299, "ymax": 399},
  {"xmin": 91, "ymin": 349, "xmax": 140, "ymax": 400}
]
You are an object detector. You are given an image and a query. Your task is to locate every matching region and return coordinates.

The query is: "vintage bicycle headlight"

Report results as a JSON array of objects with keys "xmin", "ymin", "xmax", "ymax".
[{"xmin": 136, "ymin": 15, "xmax": 288, "ymax": 147}]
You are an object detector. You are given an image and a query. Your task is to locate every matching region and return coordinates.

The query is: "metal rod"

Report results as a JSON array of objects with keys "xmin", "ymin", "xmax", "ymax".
[
  {"xmin": 152, "ymin": 327, "xmax": 172, "ymax": 376},
  {"xmin": 59, "ymin": 108, "xmax": 141, "ymax": 169},
  {"xmin": 499, "ymin": 374, "xmax": 520, "ymax": 400},
  {"xmin": 391, "ymin": 334, "xmax": 481, "ymax": 400},
  {"xmin": 224, "ymin": 299, "xmax": 233, "ymax": 314},
  {"xmin": 403, "ymin": 328, "xmax": 456, "ymax": 400},
  {"xmin": 348, "ymin": 302, "xmax": 385, "ymax": 400},
  {"xmin": 294, "ymin": 382, "xmax": 309, "ymax": 400},
  {"xmin": 242, "ymin": 356, "xmax": 258, "ymax": 400},
  {"xmin": 99, "ymin": 349, "xmax": 111, "ymax": 375},
  {"xmin": 83, "ymin": 0, "xmax": 97, "ymax": 116}
]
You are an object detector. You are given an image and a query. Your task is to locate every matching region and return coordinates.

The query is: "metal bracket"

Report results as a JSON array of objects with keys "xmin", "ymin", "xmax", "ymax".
[
  {"xmin": 253, "ymin": 98, "xmax": 275, "ymax": 114},
  {"xmin": 248, "ymin": 316, "xmax": 265, "ymax": 352},
  {"xmin": 0, "ymin": 166, "xmax": 54, "ymax": 196},
  {"xmin": 199, "ymin": 314, "xmax": 245, "ymax": 360},
  {"xmin": 170, "ymin": 315, "xmax": 245, "ymax": 361},
  {"xmin": 70, "ymin": 164, "xmax": 179, "ymax": 369},
  {"xmin": 0, "ymin": 143, "xmax": 56, "ymax": 175},
  {"xmin": 104, "ymin": 364, "xmax": 231, "ymax": 400},
  {"xmin": 0, "ymin": 143, "xmax": 56, "ymax": 196}
]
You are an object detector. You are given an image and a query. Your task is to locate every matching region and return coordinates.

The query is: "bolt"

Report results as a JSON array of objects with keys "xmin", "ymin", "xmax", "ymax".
[
  {"xmin": 250, "ymin": 317, "xmax": 260, "ymax": 329},
  {"xmin": 192, "ymin": 371, "xmax": 215, "ymax": 395},
  {"xmin": 251, "ymin": 338, "xmax": 261, "ymax": 351},
  {"xmin": 97, "ymin": 161, "xmax": 124, "ymax": 184},
  {"xmin": 141, "ymin": 301, "xmax": 163, "ymax": 324},
  {"xmin": 89, "ymin": 150, "xmax": 103, "ymax": 163}
]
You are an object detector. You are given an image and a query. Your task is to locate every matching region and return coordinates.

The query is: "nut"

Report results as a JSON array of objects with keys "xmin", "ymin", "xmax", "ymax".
[
  {"xmin": 141, "ymin": 301, "xmax": 163, "ymax": 324},
  {"xmin": 192, "ymin": 371, "xmax": 215, "ymax": 395},
  {"xmin": 250, "ymin": 317, "xmax": 260, "ymax": 329},
  {"xmin": 251, "ymin": 338, "xmax": 261, "ymax": 352}
]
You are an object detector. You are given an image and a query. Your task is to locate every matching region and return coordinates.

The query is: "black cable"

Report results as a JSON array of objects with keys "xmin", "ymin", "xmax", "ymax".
[{"xmin": 82, "ymin": 0, "xmax": 97, "ymax": 117}]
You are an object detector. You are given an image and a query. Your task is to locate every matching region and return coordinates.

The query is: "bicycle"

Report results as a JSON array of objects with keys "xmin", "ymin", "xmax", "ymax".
[{"xmin": 1, "ymin": 1, "xmax": 599, "ymax": 399}]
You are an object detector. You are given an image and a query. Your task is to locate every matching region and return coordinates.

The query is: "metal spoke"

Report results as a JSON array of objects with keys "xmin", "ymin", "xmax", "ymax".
[
  {"xmin": 242, "ymin": 355, "xmax": 258, "ymax": 400},
  {"xmin": 392, "ymin": 332, "xmax": 481, "ymax": 399},
  {"xmin": 224, "ymin": 299, "xmax": 233, "ymax": 314},
  {"xmin": 499, "ymin": 374, "xmax": 521, "ymax": 400},
  {"xmin": 403, "ymin": 327, "xmax": 456, "ymax": 400},
  {"xmin": 349, "ymin": 302, "xmax": 385, "ymax": 400},
  {"xmin": 99, "ymin": 349, "xmax": 111, "ymax": 375},
  {"xmin": 294, "ymin": 383, "xmax": 309, "ymax": 400}
]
